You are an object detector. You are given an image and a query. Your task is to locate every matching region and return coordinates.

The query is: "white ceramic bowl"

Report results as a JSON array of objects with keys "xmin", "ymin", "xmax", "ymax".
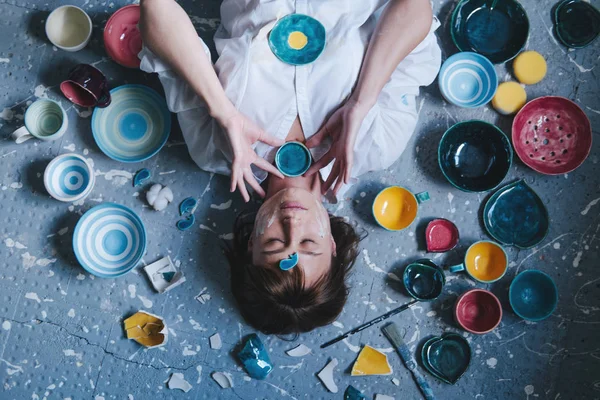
[
  {"xmin": 45, "ymin": 5, "xmax": 92, "ymax": 52},
  {"xmin": 44, "ymin": 153, "xmax": 95, "ymax": 202}
]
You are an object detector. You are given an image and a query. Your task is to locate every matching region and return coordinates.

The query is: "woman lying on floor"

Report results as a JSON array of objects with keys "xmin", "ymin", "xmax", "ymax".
[{"xmin": 139, "ymin": 0, "xmax": 441, "ymax": 334}]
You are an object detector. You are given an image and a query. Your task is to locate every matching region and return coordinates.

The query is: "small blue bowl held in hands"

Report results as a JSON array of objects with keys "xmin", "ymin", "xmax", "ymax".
[
  {"xmin": 438, "ymin": 120, "xmax": 512, "ymax": 193},
  {"xmin": 438, "ymin": 52, "xmax": 497, "ymax": 108},
  {"xmin": 509, "ymin": 270, "xmax": 558, "ymax": 321},
  {"xmin": 275, "ymin": 141, "xmax": 312, "ymax": 177}
]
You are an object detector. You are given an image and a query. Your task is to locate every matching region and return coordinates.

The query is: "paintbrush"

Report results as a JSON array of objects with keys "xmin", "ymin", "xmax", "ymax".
[
  {"xmin": 320, "ymin": 299, "xmax": 418, "ymax": 349},
  {"xmin": 382, "ymin": 322, "xmax": 436, "ymax": 400}
]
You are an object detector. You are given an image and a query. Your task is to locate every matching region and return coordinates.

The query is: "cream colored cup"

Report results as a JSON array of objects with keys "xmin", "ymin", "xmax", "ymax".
[{"xmin": 45, "ymin": 5, "xmax": 92, "ymax": 52}]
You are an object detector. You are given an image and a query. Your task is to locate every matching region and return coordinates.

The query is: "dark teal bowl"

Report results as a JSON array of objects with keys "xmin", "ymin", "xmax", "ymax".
[
  {"xmin": 269, "ymin": 14, "xmax": 326, "ymax": 65},
  {"xmin": 509, "ymin": 270, "xmax": 558, "ymax": 321},
  {"xmin": 403, "ymin": 259, "xmax": 446, "ymax": 301},
  {"xmin": 421, "ymin": 333, "xmax": 471, "ymax": 385},
  {"xmin": 553, "ymin": 0, "xmax": 600, "ymax": 48},
  {"xmin": 438, "ymin": 120, "xmax": 512, "ymax": 193},
  {"xmin": 275, "ymin": 141, "xmax": 312, "ymax": 177},
  {"xmin": 451, "ymin": 0, "xmax": 529, "ymax": 64}
]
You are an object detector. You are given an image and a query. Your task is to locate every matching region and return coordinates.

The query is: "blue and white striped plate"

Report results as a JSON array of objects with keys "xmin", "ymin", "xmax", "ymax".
[
  {"xmin": 44, "ymin": 153, "xmax": 94, "ymax": 202},
  {"xmin": 73, "ymin": 203, "xmax": 146, "ymax": 278},
  {"xmin": 91, "ymin": 84, "xmax": 171, "ymax": 162},
  {"xmin": 438, "ymin": 52, "xmax": 497, "ymax": 108}
]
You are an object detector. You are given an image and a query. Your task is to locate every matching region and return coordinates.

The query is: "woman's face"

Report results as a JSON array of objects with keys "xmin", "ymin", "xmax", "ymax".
[{"xmin": 251, "ymin": 188, "xmax": 336, "ymax": 286}]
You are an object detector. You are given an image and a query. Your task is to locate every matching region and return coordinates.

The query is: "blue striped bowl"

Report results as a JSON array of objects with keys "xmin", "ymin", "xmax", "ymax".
[
  {"xmin": 73, "ymin": 203, "xmax": 146, "ymax": 278},
  {"xmin": 91, "ymin": 84, "xmax": 171, "ymax": 162},
  {"xmin": 44, "ymin": 153, "xmax": 95, "ymax": 202},
  {"xmin": 438, "ymin": 52, "xmax": 497, "ymax": 108}
]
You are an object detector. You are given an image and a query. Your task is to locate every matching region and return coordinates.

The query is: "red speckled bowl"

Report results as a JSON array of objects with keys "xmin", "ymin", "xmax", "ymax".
[
  {"xmin": 104, "ymin": 4, "xmax": 142, "ymax": 68},
  {"xmin": 512, "ymin": 96, "xmax": 592, "ymax": 175},
  {"xmin": 425, "ymin": 218, "xmax": 460, "ymax": 253},
  {"xmin": 454, "ymin": 289, "xmax": 502, "ymax": 334}
]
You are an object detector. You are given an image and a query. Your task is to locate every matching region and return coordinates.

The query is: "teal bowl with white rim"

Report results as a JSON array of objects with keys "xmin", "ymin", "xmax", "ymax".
[
  {"xmin": 44, "ymin": 153, "xmax": 95, "ymax": 202},
  {"xmin": 275, "ymin": 141, "xmax": 312, "ymax": 177},
  {"xmin": 91, "ymin": 84, "xmax": 171, "ymax": 162},
  {"xmin": 73, "ymin": 202, "xmax": 146, "ymax": 278},
  {"xmin": 438, "ymin": 52, "xmax": 497, "ymax": 108}
]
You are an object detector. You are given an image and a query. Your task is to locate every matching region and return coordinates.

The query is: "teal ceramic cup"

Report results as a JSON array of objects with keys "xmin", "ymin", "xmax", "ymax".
[
  {"xmin": 509, "ymin": 270, "xmax": 558, "ymax": 321},
  {"xmin": 11, "ymin": 99, "xmax": 68, "ymax": 144},
  {"xmin": 275, "ymin": 141, "xmax": 312, "ymax": 177}
]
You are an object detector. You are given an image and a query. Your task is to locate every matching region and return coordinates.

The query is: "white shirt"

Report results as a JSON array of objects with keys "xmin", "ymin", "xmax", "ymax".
[{"xmin": 139, "ymin": 0, "xmax": 441, "ymax": 199}]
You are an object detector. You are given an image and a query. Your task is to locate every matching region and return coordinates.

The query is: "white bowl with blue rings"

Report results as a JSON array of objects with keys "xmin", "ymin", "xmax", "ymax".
[
  {"xmin": 44, "ymin": 153, "xmax": 95, "ymax": 202},
  {"xmin": 73, "ymin": 202, "xmax": 146, "ymax": 278},
  {"xmin": 438, "ymin": 52, "xmax": 498, "ymax": 108},
  {"xmin": 91, "ymin": 84, "xmax": 171, "ymax": 162}
]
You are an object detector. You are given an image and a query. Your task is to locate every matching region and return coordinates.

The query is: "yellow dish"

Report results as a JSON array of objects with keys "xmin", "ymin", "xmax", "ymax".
[
  {"xmin": 288, "ymin": 31, "xmax": 308, "ymax": 50},
  {"xmin": 372, "ymin": 186, "xmax": 419, "ymax": 231},
  {"xmin": 513, "ymin": 51, "xmax": 547, "ymax": 85},
  {"xmin": 465, "ymin": 241, "xmax": 507, "ymax": 282}
]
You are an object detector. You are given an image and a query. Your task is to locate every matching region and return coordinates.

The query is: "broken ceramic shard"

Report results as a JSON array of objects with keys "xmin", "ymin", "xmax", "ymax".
[
  {"xmin": 391, "ymin": 378, "xmax": 400, "ymax": 386},
  {"xmin": 351, "ymin": 345, "xmax": 393, "ymax": 376},
  {"xmin": 143, "ymin": 256, "xmax": 186, "ymax": 293},
  {"xmin": 211, "ymin": 371, "xmax": 233, "ymax": 389},
  {"xmin": 195, "ymin": 288, "xmax": 211, "ymax": 304},
  {"xmin": 179, "ymin": 197, "xmax": 198, "ymax": 215},
  {"xmin": 176, "ymin": 214, "xmax": 195, "ymax": 231},
  {"xmin": 123, "ymin": 311, "xmax": 167, "ymax": 348},
  {"xmin": 133, "ymin": 168, "xmax": 151, "ymax": 187},
  {"xmin": 210, "ymin": 333, "xmax": 222, "ymax": 350},
  {"xmin": 285, "ymin": 344, "xmax": 312, "ymax": 357},
  {"xmin": 344, "ymin": 385, "xmax": 366, "ymax": 400},
  {"xmin": 167, "ymin": 372, "xmax": 192, "ymax": 392},
  {"xmin": 237, "ymin": 333, "xmax": 273, "ymax": 380},
  {"xmin": 146, "ymin": 184, "xmax": 173, "ymax": 211},
  {"xmin": 375, "ymin": 395, "xmax": 395, "ymax": 400},
  {"xmin": 317, "ymin": 358, "xmax": 339, "ymax": 393}
]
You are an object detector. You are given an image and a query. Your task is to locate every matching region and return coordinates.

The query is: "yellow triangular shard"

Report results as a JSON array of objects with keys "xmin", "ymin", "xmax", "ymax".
[{"xmin": 351, "ymin": 345, "xmax": 393, "ymax": 376}]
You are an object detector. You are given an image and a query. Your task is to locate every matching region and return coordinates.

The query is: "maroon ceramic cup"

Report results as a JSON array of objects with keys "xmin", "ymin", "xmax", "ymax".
[
  {"xmin": 454, "ymin": 289, "xmax": 502, "ymax": 334},
  {"xmin": 60, "ymin": 64, "xmax": 111, "ymax": 108}
]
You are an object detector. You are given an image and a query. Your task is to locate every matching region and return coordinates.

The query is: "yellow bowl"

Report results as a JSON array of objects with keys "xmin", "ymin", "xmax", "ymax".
[{"xmin": 372, "ymin": 186, "xmax": 423, "ymax": 231}]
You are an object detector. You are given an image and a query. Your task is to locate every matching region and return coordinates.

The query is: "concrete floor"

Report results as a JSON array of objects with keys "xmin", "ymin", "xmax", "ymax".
[{"xmin": 0, "ymin": 0, "xmax": 599, "ymax": 399}]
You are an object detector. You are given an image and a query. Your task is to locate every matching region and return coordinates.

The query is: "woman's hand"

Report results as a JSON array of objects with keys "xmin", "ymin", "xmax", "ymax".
[
  {"xmin": 219, "ymin": 111, "xmax": 285, "ymax": 202},
  {"xmin": 304, "ymin": 98, "xmax": 371, "ymax": 196}
]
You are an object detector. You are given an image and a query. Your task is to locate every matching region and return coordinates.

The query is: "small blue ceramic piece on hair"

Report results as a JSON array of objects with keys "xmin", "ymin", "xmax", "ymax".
[
  {"xmin": 275, "ymin": 142, "xmax": 312, "ymax": 177},
  {"xmin": 421, "ymin": 333, "xmax": 471, "ymax": 385},
  {"xmin": 179, "ymin": 197, "xmax": 198, "ymax": 215},
  {"xmin": 438, "ymin": 52, "xmax": 497, "ymax": 108},
  {"xmin": 237, "ymin": 333, "xmax": 273, "ymax": 380},
  {"xmin": 176, "ymin": 214, "xmax": 195, "ymax": 231},
  {"xmin": 133, "ymin": 168, "xmax": 151, "ymax": 187},
  {"xmin": 438, "ymin": 120, "xmax": 512, "ymax": 192},
  {"xmin": 344, "ymin": 385, "xmax": 366, "ymax": 400},
  {"xmin": 451, "ymin": 0, "xmax": 529, "ymax": 64},
  {"xmin": 553, "ymin": 0, "xmax": 600, "ymax": 48},
  {"xmin": 403, "ymin": 259, "xmax": 446, "ymax": 301},
  {"xmin": 509, "ymin": 270, "xmax": 558, "ymax": 321},
  {"xmin": 483, "ymin": 180, "xmax": 549, "ymax": 249},
  {"xmin": 269, "ymin": 14, "xmax": 326, "ymax": 65},
  {"xmin": 279, "ymin": 252, "xmax": 299, "ymax": 271}
]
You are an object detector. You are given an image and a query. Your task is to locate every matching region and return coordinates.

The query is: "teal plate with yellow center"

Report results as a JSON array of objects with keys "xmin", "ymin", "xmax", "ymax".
[{"xmin": 269, "ymin": 14, "xmax": 326, "ymax": 66}]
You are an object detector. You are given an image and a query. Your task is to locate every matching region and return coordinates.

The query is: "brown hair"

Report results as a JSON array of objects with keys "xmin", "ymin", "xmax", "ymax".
[{"xmin": 225, "ymin": 213, "xmax": 363, "ymax": 335}]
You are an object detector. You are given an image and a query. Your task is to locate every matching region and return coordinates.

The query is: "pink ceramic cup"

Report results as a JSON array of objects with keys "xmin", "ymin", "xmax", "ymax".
[{"xmin": 454, "ymin": 289, "xmax": 502, "ymax": 334}]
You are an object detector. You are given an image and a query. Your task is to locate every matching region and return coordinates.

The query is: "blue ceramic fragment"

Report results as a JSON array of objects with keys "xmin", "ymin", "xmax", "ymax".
[
  {"xmin": 269, "ymin": 14, "xmax": 326, "ymax": 65},
  {"xmin": 344, "ymin": 385, "xmax": 366, "ymax": 400},
  {"xmin": 279, "ymin": 252, "xmax": 299, "ymax": 271},
  {"xmin": 510, "ymin": 270, "xmax": 558, "ymax": 321},
  {"xmin": 176, "ymin": 214, "xmax": 195, "ymax": 231},
  {"xmin": 483, "ymin": 180, "xmax": 549, "ymax": 249},
  {"xmin": 438, "ymin": 120, "xmax": 512, "ymax": 193},
  {"xmin": 179, "ymin": 197, "xmax": 198, "ymax": 215},
  {"xmin": 421, "ymin": 333, "xmax": 471, "ymax": 385},
  {"xmin": 438, "ymin": 52, "xmax": 497, "ymax": 108},
  {"xmin": 403, "ymin": 259, "xmax": 445, "ymax": 301},
  {"xmin": 451, "ymin": 0, "xmax": 529, "ymax": 64},
  {"xmin": 553, "ymin": 0, "xmax": 600, "ymax": 48},
  {"xmin": 133, "ymin": 168, "xmax": 151, "ymax": 187},
  {"xmin": 237, "ymin": 334, "xmax": 273, "ymax": 380},
  {"xmin": 162, "ymin": 271, "xmax": 175, "ymax": 282},
  {"xmin": 275, "ymin": 142, "xmax": 312, "ymax": 177}
]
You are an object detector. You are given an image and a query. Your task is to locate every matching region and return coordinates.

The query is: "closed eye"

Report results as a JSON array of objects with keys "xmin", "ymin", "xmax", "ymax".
[
  {"xmin": 266, "ymin": 238, "xmax": 285, "ymax": 244},
  {"xmin": 301, "ymin": 239, "xmax": 316, "ymax": 244}
]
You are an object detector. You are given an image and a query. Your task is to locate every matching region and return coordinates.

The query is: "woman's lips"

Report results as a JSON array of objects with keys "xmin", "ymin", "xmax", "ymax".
[{"xmin": 280, "ymin": 201, "xmax": 307, "ymax": 210}]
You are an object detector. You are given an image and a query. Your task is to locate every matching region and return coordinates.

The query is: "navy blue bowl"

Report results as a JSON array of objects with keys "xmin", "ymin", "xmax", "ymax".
[
  {"xmin": 438, "ymin": 120, "xmax": 512, "ymax": 192},
  {"xmin": 510, "ymin": 270, "xmax": 558, "ymax": 321}
]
